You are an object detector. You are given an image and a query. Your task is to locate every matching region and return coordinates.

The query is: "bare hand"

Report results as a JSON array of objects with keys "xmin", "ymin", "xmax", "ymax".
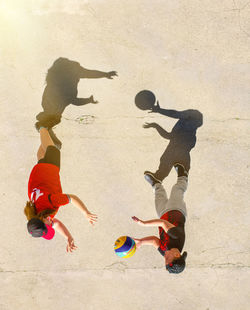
[
  {"xmin": 143, "ymin": 122, "xmax": 157, "ymax": 129},
  {"xmin": 86, "ymin": 212, "xmax": 98, "ymax": 225},
  {"xmin": 89, "ymin": 95, "xmax": 98, "ymax": 104},
  {"xmin": 133, "ymin": 238, "xmax": 142, "ymax": 249},
  {"xmin": 106, "ymin": 71, "xmax": 118, "ymax": 79},
  {"xmin": 148, "ymin": 100, "xmax": 160, "ymax": 113},
  {"xmin": 66, "ymin": 238, "xmax": 77, "ymax": 253},
  {"xmin": 132, "ymin": 216, "xmax": 144, "ymax": 226}
]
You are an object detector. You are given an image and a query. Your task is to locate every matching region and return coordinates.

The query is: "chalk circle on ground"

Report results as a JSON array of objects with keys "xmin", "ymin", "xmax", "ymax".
[
  {"xmin": 75, "ymin": 115, "xmax": 96, "ymax": 124},
  {"xmin": 135, "ymin": 90, "xmax": 156, "ymax": 110}
]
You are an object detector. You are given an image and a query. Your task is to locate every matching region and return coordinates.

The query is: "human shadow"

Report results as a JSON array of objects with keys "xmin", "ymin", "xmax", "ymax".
[
  {"xmin": 35, "ymin": 57, "xmax": 117, "ymax": 147},
  {"xmin": 135, "ymin": 90, "xmax": 203, "ymax": 181}
]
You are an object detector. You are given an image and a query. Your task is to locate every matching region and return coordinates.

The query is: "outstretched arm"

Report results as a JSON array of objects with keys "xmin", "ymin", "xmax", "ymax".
[
  {"xmin": 79, "ymin": 67, "xmax": 118, "ymax": 79},
  {"xmin": 143, "ymin": 122, "xmax": 171, "ymax": 139},
  {"xmin": 53, "ymin": 218, "xmax": 77, "ymax": 252},
  {"xmin": 68, "ymin": 194, "xmax": 98, "ymax": 225},
  {"xmin": 132, "ymin": 216, "xmax": 175, "ymax": 233},
  {"xmin": 150, "ymin": 102, "xmax": 203, "ymax": 125},
  {"xmin": 150, "ymin": 101, "xmax": 186, "ymax": 119},
  {"xmin": 157, "ymin": 109, "xmax": 186, "ymax": 119},
  {"xmin": 133, "ymin": 236, "xmax": 160, "ymax": 249}
]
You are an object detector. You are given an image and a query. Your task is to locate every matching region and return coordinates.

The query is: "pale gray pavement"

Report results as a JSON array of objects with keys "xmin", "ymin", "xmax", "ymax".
[{"xmin": 0, "ymin": 1, "xmax": 249, "ymax": 309}]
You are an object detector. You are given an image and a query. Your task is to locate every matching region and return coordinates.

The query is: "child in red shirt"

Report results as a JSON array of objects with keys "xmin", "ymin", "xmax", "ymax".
[{"xmin": 24, "ymin": 128, "xmax": 97, "ymax": 252}]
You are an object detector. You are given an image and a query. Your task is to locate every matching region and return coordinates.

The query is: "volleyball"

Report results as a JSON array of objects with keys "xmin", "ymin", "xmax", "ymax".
[{"xmin": 114, "ymin": 236, "xmax": 136, "ymax": 258}]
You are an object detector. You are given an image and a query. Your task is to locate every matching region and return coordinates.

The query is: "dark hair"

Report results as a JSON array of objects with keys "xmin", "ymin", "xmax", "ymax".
[
  {"xmin": 27, "ymin": 218, "xmax": 47, "ymax": 238},
  {"xmin": 166, "ymin": 251, "xmax": 187, "ymax": 274}
]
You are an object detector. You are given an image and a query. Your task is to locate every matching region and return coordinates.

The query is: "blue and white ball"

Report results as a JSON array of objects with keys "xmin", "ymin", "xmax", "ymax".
[{"xmin": 114, "ymin": 236, "xmax": 136, "ymax": 258}]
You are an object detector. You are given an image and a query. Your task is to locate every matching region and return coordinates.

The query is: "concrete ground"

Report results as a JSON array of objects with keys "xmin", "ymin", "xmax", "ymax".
[{"xmin": 0, "ymin": 0, "xmax": 249, "ymax": 309}]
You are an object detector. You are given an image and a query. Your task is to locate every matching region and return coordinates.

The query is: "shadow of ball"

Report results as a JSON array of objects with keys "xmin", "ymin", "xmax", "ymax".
[{"xmin": 135, "ymin": 90, "xmax": 156, "ymax": 110}]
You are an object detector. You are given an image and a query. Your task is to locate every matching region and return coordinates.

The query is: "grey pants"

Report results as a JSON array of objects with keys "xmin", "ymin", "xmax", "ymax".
[{"xmin": 154, "ymin": 176, "xmax": 188, "ymax": 218}]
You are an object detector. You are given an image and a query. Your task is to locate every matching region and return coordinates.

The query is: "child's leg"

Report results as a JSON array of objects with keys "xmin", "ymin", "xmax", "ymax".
[
  {"xmin": 37, "ymin": 145, "xmax": 45, "ymax": 161},
  {"xmin": 166, "ymin": 176, "xmax": 188, "ymax": 217},
  {"xmin": 37, "ymin": 132, "xmax": 61, "ymax": 168},
  {"xmin": 40, "ymin": 128, "xmax": 55, "ymax": 152},
  {"xmin": 48, "ymin": 128, "xmax": 62, "ymax": 150},
  {"xmin": 154, "ymin": 183, "xmax": 168, "ymax": 218}
]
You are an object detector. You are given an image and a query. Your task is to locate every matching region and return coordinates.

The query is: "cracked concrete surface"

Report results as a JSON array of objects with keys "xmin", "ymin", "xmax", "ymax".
[{"xmin": 0, "ymin": 0, "xmax": 249, "ymax": 309}]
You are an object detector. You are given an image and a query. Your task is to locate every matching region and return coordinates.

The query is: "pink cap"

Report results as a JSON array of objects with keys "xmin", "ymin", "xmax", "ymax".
[{"xmin": 42, "ymin": 224, "xmax": 55, "ymax": 240}]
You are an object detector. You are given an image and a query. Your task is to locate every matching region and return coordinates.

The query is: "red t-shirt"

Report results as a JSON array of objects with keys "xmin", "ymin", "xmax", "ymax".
[
  {"xmin": 158, "ymin": 210, "xmax": 185, "ymax": 252},
  {"xmin": 28, "ymin": 163, "xmax": 70, "ymax": 218}
]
